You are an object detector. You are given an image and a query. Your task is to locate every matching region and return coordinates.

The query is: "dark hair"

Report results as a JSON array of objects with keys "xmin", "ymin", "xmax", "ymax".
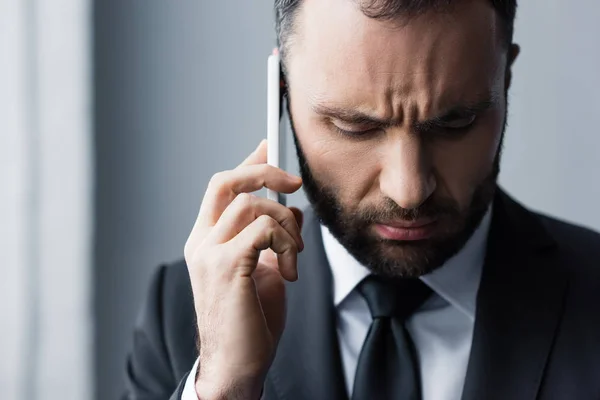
[{"xmin": 275, "ymin": 0, "xmax": 517, "ymax": 67}]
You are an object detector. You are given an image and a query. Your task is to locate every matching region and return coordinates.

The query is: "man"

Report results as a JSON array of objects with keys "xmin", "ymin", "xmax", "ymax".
[{"xmin": 122, "ymin": 0, "xmax": 600, "ymax": 399}]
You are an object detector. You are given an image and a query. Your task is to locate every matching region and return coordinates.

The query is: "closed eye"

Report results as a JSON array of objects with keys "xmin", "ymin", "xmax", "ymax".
[
  {"xmin": 331, "ymin": 122, "xmax": 383, "ymax": 138},
  {"xmin": 417, "ymin": 114, "xmax": 478, "ymax": 137},
  {"xmin": 332, "ymin": 112, "xmax": 480, "ymax": 138},
  {"xmin": 443, "ymin": 114, "xmax": 477, "ymax": 129}
]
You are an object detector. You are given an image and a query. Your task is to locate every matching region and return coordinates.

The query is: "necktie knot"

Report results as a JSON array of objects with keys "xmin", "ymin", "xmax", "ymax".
[{"xmin": 357, "ymin": 275, "xmax": 432, "ymax": 320}]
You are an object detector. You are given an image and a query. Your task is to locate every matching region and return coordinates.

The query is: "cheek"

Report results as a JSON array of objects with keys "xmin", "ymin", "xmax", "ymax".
[
  {"xmin": 290, "ymin": 99, "xmax": 379, "ymax": 205},
  {"xmin": 431, "ymin": 109, "xmax": 504, "ymax": 208}
]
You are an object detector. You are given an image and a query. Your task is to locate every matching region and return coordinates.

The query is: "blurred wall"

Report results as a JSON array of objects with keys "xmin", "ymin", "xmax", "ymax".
[
  {"xmin": 93, "ymin": 1, "xmax": 277, "ymax": 399},
  {"xmin": 500, "ymin": 0, "xmax": 600, "ymax": 230},
  {"xmin": 93, "ymin": 1, "xmax": 600, "ymax": 399},
  {"xmin": 1, "ymin": 1, "xmax": 92, "ymax": 399},
  {"xmin": 1, "ymin": 4, "xmax": 30, "ymax": 398}
]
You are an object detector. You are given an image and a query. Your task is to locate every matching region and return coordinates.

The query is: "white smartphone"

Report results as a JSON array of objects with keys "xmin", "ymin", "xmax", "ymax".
[{"xmin": 267, "ymin": 53, "xmax": 287, "ymax": 206}]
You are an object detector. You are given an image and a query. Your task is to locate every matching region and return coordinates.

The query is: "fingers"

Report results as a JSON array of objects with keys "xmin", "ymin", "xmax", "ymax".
[
  {"xmin": 255, "ymin": 206, "xmax": 303, "ymax": 277},
  {"xmin": 185, "ymin": 139, "xmax": 303, "ymax": 268},
  {"xmin": 238, "ymin": 140, "xmax": 267, "ymax": 167},
  {"xmin": 229, "ymin": 165, "xmax": 302, "ymax": 194},
  {"xmin": 289, "ymin": 207, "xmax": 304, "ymax": 231},
  {"xmin": 231, "ymin": 215, "xmax": 300, "ymax": 282},
  {"xmin": 197, "ymin": 164, "xmax": 302, "ymax": 230},
  {"xmin": 208, "ymin": 194, "xmax": 304, "ymax": 252}
]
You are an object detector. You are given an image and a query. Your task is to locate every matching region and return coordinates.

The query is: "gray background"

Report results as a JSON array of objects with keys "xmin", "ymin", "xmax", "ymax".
[{"xmin": 93, "ymin": 1, "xmax": 600, "ymax": 399}]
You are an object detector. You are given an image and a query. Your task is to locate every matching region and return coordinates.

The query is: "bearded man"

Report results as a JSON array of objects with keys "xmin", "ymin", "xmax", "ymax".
[{"xmin": 122, "ymin": 1, "xmax": 600, "ymax": 399}]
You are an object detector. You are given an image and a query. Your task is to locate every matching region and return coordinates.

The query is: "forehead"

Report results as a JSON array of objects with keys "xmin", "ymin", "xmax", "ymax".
[{"xmin": 288, "ymin": 0, "xmax": 506, "ymax": 113}]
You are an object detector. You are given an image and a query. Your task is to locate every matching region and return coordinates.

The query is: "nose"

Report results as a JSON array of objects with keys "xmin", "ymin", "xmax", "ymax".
[{"xmin": 379, "ymin": 136, "xmax": 436, "ymax": 210}]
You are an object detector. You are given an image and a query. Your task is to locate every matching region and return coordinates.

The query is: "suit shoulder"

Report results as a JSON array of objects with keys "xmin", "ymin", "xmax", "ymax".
[
  {"xmin": 153, "ymin": 259, "xmax": 198, "ymax": 375},
  {"xmin": 536, "ymin": 212, "xmax": 600, "ymax": 278},
  {"xmin": 142, "ymin": 259, "xmax": 194, "ymax": 335},
  {"xmin": 161, "ymin": 258, "xmax": 192, "ymax": 292},
  {"xmin": 538, "ymin": 213, "xmax": 600, "ymax": 253},
  {"xmin": 157, "ymin": 259, "xmax": 194, "ymax": 316}
]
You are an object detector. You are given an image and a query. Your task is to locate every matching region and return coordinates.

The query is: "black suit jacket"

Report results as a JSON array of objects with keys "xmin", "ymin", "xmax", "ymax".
[{"xmin": 122, "ymin": 190, "xmax": 600, "ymax": 400}]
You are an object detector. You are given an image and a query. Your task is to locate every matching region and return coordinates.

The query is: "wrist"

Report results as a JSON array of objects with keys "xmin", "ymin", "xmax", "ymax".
[{"xmin": 195, "ymin": 374, "xmax": 264, "ymax": 400}]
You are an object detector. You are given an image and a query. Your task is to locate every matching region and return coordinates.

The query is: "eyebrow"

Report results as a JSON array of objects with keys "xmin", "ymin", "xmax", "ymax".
[
  {"xmin": 414, "ymin": 98, "xmax": 497, "ymax": 132},
  {"xmin": 312, "ymin": 104, "xmax": 397, "ymax": 127},
  {"xmin": 311, "ymin": 93, "xmax": 499, "ymax": 131}
]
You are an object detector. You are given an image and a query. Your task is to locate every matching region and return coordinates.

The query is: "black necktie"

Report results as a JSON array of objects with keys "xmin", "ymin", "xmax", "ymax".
[{"xmin": 352, "ymin": 276, "xmax": 433, "ymax": 400}]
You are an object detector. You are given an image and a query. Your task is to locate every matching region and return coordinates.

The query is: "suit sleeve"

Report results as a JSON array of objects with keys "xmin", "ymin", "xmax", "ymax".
[{"xmin": 122, "ymin": 265, "xmax": 186, "ymax": 400}]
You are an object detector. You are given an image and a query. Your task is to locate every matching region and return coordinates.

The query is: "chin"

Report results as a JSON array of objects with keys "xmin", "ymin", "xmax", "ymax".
[{"xmin": 352, "ymin": 239, "xmax": 450, "ymax": 278}]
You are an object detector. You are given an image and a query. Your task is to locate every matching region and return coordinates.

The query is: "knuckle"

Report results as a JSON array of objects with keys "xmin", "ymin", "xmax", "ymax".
[
  {"xmin": 233, "ymin": 192, "xmax": 254, "ymax": 209},
  {"xmin": 283, "ymin": 208, "xmax": 296, "ymax": 226},
  {"xmin": 208, "ymin": 170, "xmax": 229, "ymax": 190},
  {"xmin": 259, "ymin": 163, "xmax": 274, "ymax": 176},
  {"xmin": 256, "ymin": 215, "xmax": 278, "ymax": 237},
  {"xmin": 258, "ymin": 214, "xmax": 277, "ymax": 229},
  {"xmin": 286, "ymin": 237, "xmax": 299, "ymax": 253}
]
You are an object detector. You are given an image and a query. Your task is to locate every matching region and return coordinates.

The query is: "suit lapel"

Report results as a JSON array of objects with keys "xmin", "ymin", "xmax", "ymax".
[
  {"xmin": 462, "ymin": 191, "xmax": 568, "ymax": 400},
  {"xmin": 267, "ymin": 209, "xmax": 348, "ymax": 400}
]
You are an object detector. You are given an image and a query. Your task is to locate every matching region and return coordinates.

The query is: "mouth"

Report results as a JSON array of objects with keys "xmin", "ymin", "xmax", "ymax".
[{"xmin": 374, "ymin": 218, "xmax": 438, "ymax": 241}]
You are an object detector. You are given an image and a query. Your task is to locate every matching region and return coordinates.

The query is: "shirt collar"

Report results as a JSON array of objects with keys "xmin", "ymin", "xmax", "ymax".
[{"xmin": 321, "ymin": 205, "xmax": 492, "ymax": 321}]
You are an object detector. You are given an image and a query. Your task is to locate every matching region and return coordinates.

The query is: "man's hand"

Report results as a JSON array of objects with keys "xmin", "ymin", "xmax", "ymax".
[{"xmin": 184, "ymin": 140, "xmax": 304, "ymax": 400}]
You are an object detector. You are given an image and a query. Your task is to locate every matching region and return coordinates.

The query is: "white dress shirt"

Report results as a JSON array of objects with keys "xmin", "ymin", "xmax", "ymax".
[{"xmin": 183, "ymin": 208, "xmax": 491, "ymax": 399}]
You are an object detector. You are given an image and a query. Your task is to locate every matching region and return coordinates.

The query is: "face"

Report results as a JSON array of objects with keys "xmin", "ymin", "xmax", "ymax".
[{"xmin": 285, "ymin": 0, "xmax": 518, "ymax": 278}]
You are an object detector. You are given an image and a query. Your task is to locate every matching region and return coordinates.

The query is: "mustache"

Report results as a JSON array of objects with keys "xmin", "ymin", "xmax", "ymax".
[{"xmin": 354, "ymin": 195, "xmax": 461, "ymax": 224}]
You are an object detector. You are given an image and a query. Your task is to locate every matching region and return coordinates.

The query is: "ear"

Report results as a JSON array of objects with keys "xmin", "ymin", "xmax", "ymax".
[{"xmin": 505, "ymin": 43, "xmax": 521, "ymax": 91}]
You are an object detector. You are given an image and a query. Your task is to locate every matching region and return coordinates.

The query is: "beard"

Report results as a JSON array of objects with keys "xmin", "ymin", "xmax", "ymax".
[{"xmin": 287, "ymin": 105, "xmax": 504, "ymax": 278}]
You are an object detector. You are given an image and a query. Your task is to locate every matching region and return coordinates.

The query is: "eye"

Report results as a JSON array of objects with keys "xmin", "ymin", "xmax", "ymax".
[
  {"xmin": 332, "ymin": 123, "xmax": 380, "ymax": 138},
  {"xmin": 334, "ymin": 126, "xmax": 374, "ymax": 137},
  {"xmin": 443, "ymin": 114, "xmax": 477, "ymax": 130}
]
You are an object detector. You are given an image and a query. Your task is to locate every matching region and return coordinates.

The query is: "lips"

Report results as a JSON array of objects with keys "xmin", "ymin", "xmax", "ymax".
[
  {"xmin": 380, "ymin": 217, "xmax": 437, "ymax": 229},
  {"xmin": 374, "ymin": 218, "xmax": 438, "ymax": 241}
]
